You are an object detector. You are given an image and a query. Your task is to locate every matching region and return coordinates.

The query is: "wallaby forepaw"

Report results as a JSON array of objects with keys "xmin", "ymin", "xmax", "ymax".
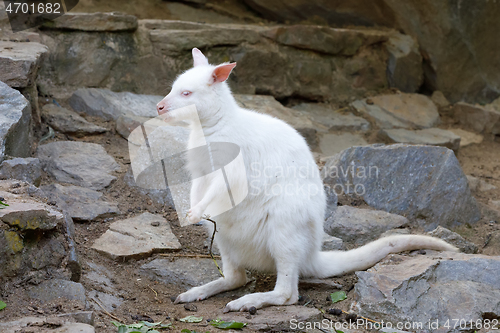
[
  {"xmin": 187, "ymin": 207, "xmax": 202, "ymax": 224},
  {"xmin": 174, "ymin": 288, "xmax": 208, "ymax": 304}
]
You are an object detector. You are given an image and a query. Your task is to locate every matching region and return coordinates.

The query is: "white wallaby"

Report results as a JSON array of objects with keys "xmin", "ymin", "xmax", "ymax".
[{"xmin": 156, "ymin": 48, "xmax": 458, "ymax": 312}]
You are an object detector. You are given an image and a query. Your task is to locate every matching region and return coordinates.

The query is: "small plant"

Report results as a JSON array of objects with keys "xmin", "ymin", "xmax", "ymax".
[
  {"xmin": 0, "ymin": 199, "xmax": 8, "ymax": 209},
  {"xmin": 330, "ymin": 291, "xmax": 347, "ymax": 304},
  {"xmin": 210, "ymin": 319, "xmax": 247, "ymax": 329},
  {"xmin": 0, "ymin": 300, "xmax": 6, "ymax": 311}
]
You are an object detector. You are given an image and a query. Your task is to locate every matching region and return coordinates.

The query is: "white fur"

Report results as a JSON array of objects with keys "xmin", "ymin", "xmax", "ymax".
[{"xmin": 156, "ymin": 49, "xmax": 458, "ymax": 312}]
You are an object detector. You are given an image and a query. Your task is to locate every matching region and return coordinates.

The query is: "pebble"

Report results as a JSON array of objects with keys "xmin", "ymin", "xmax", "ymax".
[
  {"xmin": 328, "ymin": 308, "xmax": 342, "ymax": 315},
  {"xmin": 184, "ymin": 303, "xmax": 197, "ymax": 312},
  {"xmin": 248, "ymin": 306, "xmax": 257, "ymax": 315}
]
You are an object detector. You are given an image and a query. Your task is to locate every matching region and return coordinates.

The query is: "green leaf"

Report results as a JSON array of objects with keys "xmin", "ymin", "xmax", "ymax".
[
  {"xmin": 112, "ymin": 321, "xmax": 123, "ymax": 327},
  {"xmin": 330, "ymin": 291, "xmax": 347, "ymax": 304},
  {"xmin": 210, "ymin": 319, "xmax": 246, "ymax": 329},
  {"xmin": 179, "ymin": 315, "xmax": 203, "ymax": 323},
  {"xmin": 336, "ymin": 331, "xmax": 345, "ymax": 333},
  {"xmin": 0, "ymin": 201, "xmax": 8, "ymax": 209},
  {"xmin": 0, "ymin": 301, "xmax": 6, "ymax": 310}
]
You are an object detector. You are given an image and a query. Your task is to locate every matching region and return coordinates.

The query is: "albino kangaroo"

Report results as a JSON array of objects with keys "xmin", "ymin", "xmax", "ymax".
[{"xmin": 156, "ymin": 48, "xmax": 458, "ymax": 313}]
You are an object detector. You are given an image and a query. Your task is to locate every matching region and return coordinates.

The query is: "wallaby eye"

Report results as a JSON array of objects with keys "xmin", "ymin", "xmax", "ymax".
[{"xmin": 181, "ymin": 91, "xmax": 192, "ymax": 97}]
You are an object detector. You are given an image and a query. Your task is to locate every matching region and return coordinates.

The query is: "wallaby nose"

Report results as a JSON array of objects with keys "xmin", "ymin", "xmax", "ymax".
[{"xmin": 157, "ymin": 100, "xmax": 167, "ymax": 115}]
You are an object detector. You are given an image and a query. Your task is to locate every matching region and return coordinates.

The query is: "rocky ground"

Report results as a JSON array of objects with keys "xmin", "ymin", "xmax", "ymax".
[{"xmin": 1, "ymin": 3, "xmax": 500, "ymax": 333}]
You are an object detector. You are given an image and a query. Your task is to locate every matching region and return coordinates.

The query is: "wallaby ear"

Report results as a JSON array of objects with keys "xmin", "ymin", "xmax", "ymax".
[
  {"xmin": 192, "ymin": 48, "xmax": 209, "ymax": 67},
  {"xmin": 211, "ymin": 63, "xmax": 237, "ymax": 84}
]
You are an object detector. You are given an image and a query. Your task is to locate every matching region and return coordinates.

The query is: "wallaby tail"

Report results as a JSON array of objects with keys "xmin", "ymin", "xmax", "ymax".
[{"xmin": 310, "ymin": 235, "xmax": 458, "ymax": 278}]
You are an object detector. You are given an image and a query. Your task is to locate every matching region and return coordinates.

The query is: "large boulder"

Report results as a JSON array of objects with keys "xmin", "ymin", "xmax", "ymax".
[
  {"xmin": 242, "ymin": 0, "xmax": 500, "ymax": 104},
  {"xmin": 41, "ymin": 12, "xmax": 138, "ymax": 31},
  {"xmin": 0, "ymin": 81, "xmax": 32, "ymax": 161},
  {"xmin": 321, "ymin": 144, "xmax": 480, "ymax": 230},
  {"xmin": 354, "ymin": 252, "xmax": 500, "ymax": 332},
  {"xmin": 41, "ymin": 104, "xmax": 107, "ymax": 137},
  {"xmin": 452, "ymin": 102, "xmax": 500, "ymax": 135},
  {"xmin": 0, "ymin": 157, "xmax": 41, "ymax": 186}
]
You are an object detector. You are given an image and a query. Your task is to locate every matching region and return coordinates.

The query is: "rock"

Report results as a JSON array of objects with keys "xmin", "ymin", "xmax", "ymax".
[
  {"xmin": 318, "ymin": 133, "xmax": 368, "ymax": 156},
  {"xmin": 124, "ymin": 167, "xmax": 174, "ymax": 207},
  {"xmin": 243, "ymin": 0, "xmax": 500, "ymax": 104},
  {"xmin": 42, "ymin": 12, "xmax": 138, "ymax": 31},
  {"xmin": 292, "ymin": 103, "xmax": 370, "ymax": 132},
  {"xmin": 261, "ymin": 25, "xmax": 388, "ymax": 56},
  {"xmin": 486, "ymin": 96, "xmax": 500, "ymax": 112},
  {"xmin": 91, "ymin": 212, "xmax": 181, "ymax": 260},
  {"xmin": 378, "ymin": 128, "xmax": 461, "ymax": 151},
  {"xmin": 0, "ymin": 81, "xmax": 31, "ymax": 161},
  {"xmin": 37, "ymin": 141, "xmax": 120, "ymax": 190},
  {"xmin": 321, "ymin": 144, "xmax": 480, "ymax": 230},
  {"xmin": 352, "ymin": 93, "xmax": 440, "ymax": 129},
  {"xmin": 354, "ymin": 252, "xmax": 500, "ymax": 332},
  {"xmin": 57, "ymin": 311, "xmax": 95, "ymax": 326},
  {"xmin": 88, "ymin": 290, "xmax": 123, "ymax": 312},
  {"xmin": 466, "ymin": 175, "xmax": 496, "ymax": 192},
  {"xmin": 0, "ymin": 41, "xmax": 48, "ymax": 87},
  {"xmin": 27, "ymin": 279, "xmax": 86, "ymax": 305},
  {"xmin": 483, "ymin": 231, "xmax": 500, "ymax": 256},
  {"xmin": 235, "ymin": 94, "xmax": 316, "ymax": 131},
  {"xmin": 140, "ymin": 258, "xmax": 222, "ymax": 288},
  {"xmin": 0, "ymin": 200, "xmax": 63, "ymax": 231},
  {"xmin": 40, "ymin": 184, "xmax": 120, "ymax": 222},
  {"xmin": 452, "ymin": 102, "xmax": 500, "ymax": 135},
  {"xmin": 41, "ymin": 104, "xmax": 107, "ymax": 137},
  {"xmin": 322, "ymin": 232, "xmax": 344, "ymax": 251},
  {"xmin": 385, "ymin": 33, "xmax": 423, "ymax": 93},
  {"xmin": 69, "ymin": 88, "xmax": 161, "ymax": 121},
  {"xmin": 448, "ymin": 128, "xmax": 483, "ymax": 148},
  {"xmin": 0, "ymin": 317, "xmax": 95, "ymax": 333},
  {"xmin": 380, "ymin": 228, "xmax": 410, "ymax": 237},
  {"xmin": 0, "ymin": 157, "xmax": 41, "ymax": 185},
  {"xmin": 428, "ymin": 226, "xmax": 478, "ymax": 254},
  {"xmin": 116, "ymin": 114, "xmax": 151, "ymax": 140},
  {"xmin": 149, "ymin": 26, "xmax": 261, "ymax": 55},
  {"xmin": 431, "ymin": 91, "xmax": 451, "ymax": 109},
  {"xmin": 325, "ymin": 206, "xmax": 408, "ymax": 245},
  {"xmin": 220, "ymin": 305, "xmax": 321, "ymax": 331},
  {"xmin": 0, "ymin": 188, "xmax": 68, "ymax": 279}
]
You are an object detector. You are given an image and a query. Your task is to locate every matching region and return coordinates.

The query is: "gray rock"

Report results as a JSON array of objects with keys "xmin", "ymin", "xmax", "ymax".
[
  {"xmin": 235, "ymin": 94, "xmax": 316, "ymax": 131},
  {"xmin": 318, "ymin": 133, "xmax": 368, "ymax": 156},
  {"xmin": 149, "ymin": 26, "xmax": 261, "ymax": 55},
  {"xmin": 140, "ymin": 258, "xmax": 222, "ymax": 289},
  {"xmin": 386, "ymin": 33, "xmax": 423, "ymax": 93},
  {"xmin": 322, "ymin": 232, "xmax": 345, "ymax": 251},
  {"xmin": 0, "ymin": 317, "xmax": 95, "ymax": 333},
  {"xmin": 41, "ymin": 104, "xmax": 107, "ymax": 137},
  {"xmin": 261, "ymin": 25, "xmax": 388, "ymax": 56},
  {"xmin": 378, "ymin": 128, "xmax": 461, "ymax": 151},
  {"xmin": 37, "ymin": 141, "xmax": 120, "ymax": 190},
  {"xmin": 42, "ymin": 12, "xmax": 138, "ymax": 31},
  {"xmin": 428, "ymin": 226, "xmax": 478, "ymax": 254},
  {"xmin": 27, "ymin": 279, "xmax": 86, "ymax": 306},
  {"xmin": 325, "ymin": 206, "xmax": 408, "ymax": 245},
  {"xmin": 448, "ymin": 128, "xmax": 483, "ymax": 148},
  {"xmin": 380, "ymin": 228, "xmax": 411, "ymax": 238},
  {"xmin": 0, "ymin": 81, "xmax": 31, "ymax": 161},
  {"xmin": 124, "ymin": 166, "xmax": 174, "ymax": 207},
  {"xmin": 220, "ymin": 305, "xmax": 321, "ymax": 331},
  {"xmin": 0, "ymin": 41, "xmax": 48, "ymax": 87},
  {"xmin": 0, "ymin": 199, "xmax": 63, "ymax": 231},
  {"xmin": 0, "ymin": 157, "xmax": 41, "ymax": 185},
  {"xmin": 354, "ymin": 252, "xmax": 500, "ymax": 333},
  {"xmin": 453, "ymin": 102, "xmax": 500, "ymax": 135},
  {"xmin": 292, "ymin": 103, "xmax": 370, "ymax": 132},
  {"xmin": 466, "ymin": 175, "xmax": 496, "ymax": 192},
  {"xmin": 431, "ymin": 91, "xmax": 451, "ymax": 109},
  {"xmin": 352, "ymin": 94, "xmax": 440, "ymax": 129},
  {"xmin": 40, "ymin": 184, "xmax": 120, "ymax": 222},
  {"xmin": 88, "ymin": 290, "xmax": 123, "ymax": 312},
  {"xmin": 322, "ymin": 144, "xmax": 480, "ymax": 230},
  {"xmin": 57, "ymin": 311, "xmax": 95, "ymax": 326},
  {"xmin": 91, "ymin": 212, "xmax": 181, "ymax": 260},
  {"xmin": 69, "ymin": 88, "xmax": 161, "ymax": 121},
  {"xmin": 116, "ymin": 114, "xmax": 151, "ymax": 140}
]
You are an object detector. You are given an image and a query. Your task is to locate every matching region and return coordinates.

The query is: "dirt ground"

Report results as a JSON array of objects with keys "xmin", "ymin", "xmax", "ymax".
[{"xmin": 1, "ymin": 93, "xmax": 499, "ymax": 333}]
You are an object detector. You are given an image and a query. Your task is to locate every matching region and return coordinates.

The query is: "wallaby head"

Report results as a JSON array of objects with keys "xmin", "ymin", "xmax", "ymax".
[{"xmin": 156, "ymin": 48, "xmax": 237, "ymax": 125}]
